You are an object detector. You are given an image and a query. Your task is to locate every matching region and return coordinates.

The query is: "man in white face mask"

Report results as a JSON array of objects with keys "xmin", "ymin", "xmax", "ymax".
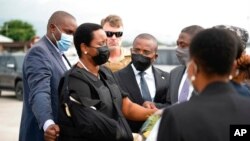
[
  {"xmin": 166, "ymin": 25, "xmax": 204, "ymax": 104},
  {"xmin": 19, "ymin": 11, "xmax": 77, "ymax": 141}
]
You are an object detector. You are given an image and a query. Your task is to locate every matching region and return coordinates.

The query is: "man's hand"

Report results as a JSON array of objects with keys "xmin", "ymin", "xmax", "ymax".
[
  {"xmin": 44, "ymin": 124, "xmax": 60, "ymax": 141},
  {"xmin": 142, "ymin": 101, "xmax": 158, "ymax": 110}
]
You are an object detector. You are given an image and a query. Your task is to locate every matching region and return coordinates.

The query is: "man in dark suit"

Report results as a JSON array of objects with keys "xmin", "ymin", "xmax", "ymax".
[
  {"xmin": 114, "ymin": 33, "xmax": 169, "ymax": 132},
  {"xmin": 167, "ymin": 25, "xmax": 204, "ymax": 104},
  {"xmin": 158, "ymin": 28, "xmax": 250, "ymax": 141},
  {"xmin": 19, "ymin": 11, "xmax": 77, "ymax": 141}
]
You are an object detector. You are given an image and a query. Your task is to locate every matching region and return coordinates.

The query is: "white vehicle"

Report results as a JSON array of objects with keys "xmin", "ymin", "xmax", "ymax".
[
  {"xmin": 154, "ymin": 47, "xmax": 180, "ymax": 73},
  {"xmin": 64, "ymin": 46, "xmax": 78, "ymax": 65}
]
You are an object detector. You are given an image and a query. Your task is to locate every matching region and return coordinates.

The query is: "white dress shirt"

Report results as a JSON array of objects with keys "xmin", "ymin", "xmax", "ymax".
[
  {"xmin": 45, "ymin": 36, "xmax": 71, "ymax": 70},
  {"xmin": 178, "ymin": 70, "xmax": 194, "ymax": 102},
  {"xmin": 131, "ymin": 64, "xmax": 156, "ymax": 101}
]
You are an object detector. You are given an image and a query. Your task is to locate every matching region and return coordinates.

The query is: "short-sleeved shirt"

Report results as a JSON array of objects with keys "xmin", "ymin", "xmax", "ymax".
[{"xmin": 104, "ymin": 47, "xmax": 131, "ymax": 72}]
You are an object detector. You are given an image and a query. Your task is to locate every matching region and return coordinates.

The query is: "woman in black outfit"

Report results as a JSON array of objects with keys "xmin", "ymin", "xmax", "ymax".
[{"xmin": 57, "ymin": 23, "xmax": 156, "ymax": 141}]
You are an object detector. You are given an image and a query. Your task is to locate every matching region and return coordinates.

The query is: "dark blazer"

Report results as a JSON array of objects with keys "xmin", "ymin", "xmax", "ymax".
[
  {"xmin": 166, "ymin": 65, "xmax": 185, "ymax": 104},
  {"xmin": 158, "ymin": 82, "xmax": 250, "ymax": 141},
  {"xmin": 19, "ymin": 36, "xmax": 68, "ymax": 141},
  {"xmin": 114, "ymin": 63, "xmax": 170, "ymax": 132},
  {"xmin": 230, "ymin": 80, "xmax": 250, "ymax": 97},
  {"xmin": 166, "ymin": 65, "xmax": 197, "ymax": 104}
]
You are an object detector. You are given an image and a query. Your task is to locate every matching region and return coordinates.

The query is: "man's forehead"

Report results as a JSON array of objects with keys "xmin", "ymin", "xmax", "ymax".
[
  {"xmin": 178, "ymin": 33, "xmax": 192, "ymax": 41},
  {"xmin": 103, "ymin": 23, "xmax": 123, "ymax": 30}
]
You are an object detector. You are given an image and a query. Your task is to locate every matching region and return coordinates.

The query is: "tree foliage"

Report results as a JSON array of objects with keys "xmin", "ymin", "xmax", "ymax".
[{"xmin": 0, "ymin": 20, "xmax": 36, "ymax": 42}]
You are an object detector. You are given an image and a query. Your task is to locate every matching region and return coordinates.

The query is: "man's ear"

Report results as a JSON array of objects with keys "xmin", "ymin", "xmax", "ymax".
[
  {"xmin": 154, "ymin": 53, "xmax": 158, "ymax": 61},
  {"xmin": 49, "ymin": 24, "xmax": 56, "ymax": 32}
]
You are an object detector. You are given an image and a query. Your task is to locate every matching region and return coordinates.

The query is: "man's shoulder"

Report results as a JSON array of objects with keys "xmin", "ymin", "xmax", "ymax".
[
  {"xmin": 153, "ymin": 66, "xmax": 169, "ymax": 76},
  {"xmin": 120, "ymin": 47, "xmax": 131, "ymax": 64},
  {"xmin": 28, "ymin": 36, "xmax": 49, "ymax": 53},
  {"xmin": 114, "ymin": 63, "xmax": 131, "ymax": 73},
  {"xmin": 170, "ymin": 65, "xmax": 185, "ymax": 74}
]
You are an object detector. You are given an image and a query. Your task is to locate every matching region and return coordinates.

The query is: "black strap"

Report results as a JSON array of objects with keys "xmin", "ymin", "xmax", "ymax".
[
  {"xmin": 62, "ymin": 54, "xmax": 72, "ymax": 68},
  {"xmin": 60, "ymin": 69, "xmax": 73, "ymax": 105}
]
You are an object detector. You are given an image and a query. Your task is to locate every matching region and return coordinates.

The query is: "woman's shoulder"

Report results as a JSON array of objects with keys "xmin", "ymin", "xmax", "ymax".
[
  {"xmin": 99, "ymin": 66, "xmax": 115, "ymax": 78},
  {"xmin": 66, "ymin": 66, "xmax": 86, "ymax": 78}
]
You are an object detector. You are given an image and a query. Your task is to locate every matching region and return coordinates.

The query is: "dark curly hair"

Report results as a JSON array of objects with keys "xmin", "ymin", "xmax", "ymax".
[
  {"xmin": 213, "ymin": 25, "xmax": 249, "ymax": 59},
  {"xmin": 234, "ymin": 54, "xmax": 250, "ymax": 81}
]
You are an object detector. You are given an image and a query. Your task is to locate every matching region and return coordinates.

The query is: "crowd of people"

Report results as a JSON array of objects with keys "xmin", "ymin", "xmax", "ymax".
[{"xmin": 18, "ymin": 10, "xmax": 250, "ymax": 141}]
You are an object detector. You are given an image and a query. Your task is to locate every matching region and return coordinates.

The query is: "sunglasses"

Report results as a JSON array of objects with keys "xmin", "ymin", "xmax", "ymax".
[{"xmin": 105, "ymin": 31, "xmax": 123, "ymax": 38}]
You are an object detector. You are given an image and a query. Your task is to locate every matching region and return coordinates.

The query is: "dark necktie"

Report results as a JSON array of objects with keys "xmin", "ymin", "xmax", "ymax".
[
  {"xmin": 178, "ymin": 77, "xmax": 190, "ymax": 103},
  {"xmin": 139, "ymin": 72, "xmax": 152, "ymax": 101}
]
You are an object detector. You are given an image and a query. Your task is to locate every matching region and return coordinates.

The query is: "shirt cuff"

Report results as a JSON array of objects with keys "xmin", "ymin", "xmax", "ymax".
[{"xmin": 43, "ymin": 119, "xmax": 55, "ymax": 131}]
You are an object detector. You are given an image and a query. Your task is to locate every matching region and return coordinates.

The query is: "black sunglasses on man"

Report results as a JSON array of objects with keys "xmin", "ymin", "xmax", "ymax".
[{"xmin": 105, "ymin": 31, "xmax": 123, "ymax": 38}]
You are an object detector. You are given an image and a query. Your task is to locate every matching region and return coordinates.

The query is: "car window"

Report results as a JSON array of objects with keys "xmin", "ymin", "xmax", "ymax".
[
  {"xmin": 6, "ymin": 57, "xmax": 15, "ymax": 65},
  {"xmin": 0, "ymin": 56, "xmax": 7, "ymax": 67},
  {"xmin": 15, "ymin": 56, "xmax": 25, "ymax": 69},
  {"xmin": 0, "ymin": 54, "xmax": 25, "ymax": 70},
  {"xmin": 154, "ymin": 49, "xmax": 180, "ymax": 65}
]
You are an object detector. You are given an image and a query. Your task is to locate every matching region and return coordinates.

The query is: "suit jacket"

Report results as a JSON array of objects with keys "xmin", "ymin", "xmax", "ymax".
[
  {"xmin": 167, "ymin": 65, "xmax": 186, "ymax": 104},
  {"xmin": 167, "ymin": 65, "xmax": 196, "ymax": 104},
  {"xmin": 114, "ymin": 63, "xmax": 170, "ymax": 132},
  {"xmin": 19, "ymin": 36, "xmax": 68, "ymax": 141},
  {"xmin": 158, "ymin": 82, "xmax": 250, "ymax": 141}
]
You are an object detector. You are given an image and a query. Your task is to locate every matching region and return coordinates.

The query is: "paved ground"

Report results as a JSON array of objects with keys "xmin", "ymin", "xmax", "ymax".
[{"xmin": 0, "ymin": 91, "xmax": 22, "ymax": 141}]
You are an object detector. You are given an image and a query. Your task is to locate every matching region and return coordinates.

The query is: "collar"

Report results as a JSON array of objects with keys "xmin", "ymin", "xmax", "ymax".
[
  {"xmin": 183, "ymin": 68, "xmax": 188, "ymax": 79},
  {"xmin": 131, "ymin": 63, "xmax": 153, "ymax": 76},
  {"xmin": 200, "ymin": 81, "xmax": 236, "ymax": 96},
  {"xmin": 45, "ymin": 35, "xmax": 63, "ymax": 55}
]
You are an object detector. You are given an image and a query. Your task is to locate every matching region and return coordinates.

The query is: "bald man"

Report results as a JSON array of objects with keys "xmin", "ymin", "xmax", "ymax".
[{"xmin": 19, "ymin": 11, "xmax": 77, "ymax": 141}]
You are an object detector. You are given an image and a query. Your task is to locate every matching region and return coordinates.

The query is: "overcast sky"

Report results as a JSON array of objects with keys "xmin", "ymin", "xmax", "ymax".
[{"xmin": 1, "ymin": 0, "xmax": 250, "ymax": 44}]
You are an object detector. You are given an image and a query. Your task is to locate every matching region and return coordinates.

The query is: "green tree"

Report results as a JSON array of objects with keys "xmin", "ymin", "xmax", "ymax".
[{"xmin": 0, "ymin": 20, "xmax": 36, "ymax": 42}]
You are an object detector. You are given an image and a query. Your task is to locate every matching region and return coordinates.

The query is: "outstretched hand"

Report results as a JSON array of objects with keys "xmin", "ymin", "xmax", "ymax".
[{"xmin": 142, "ymin": 101, "xmax": 158, "ymax": 110}]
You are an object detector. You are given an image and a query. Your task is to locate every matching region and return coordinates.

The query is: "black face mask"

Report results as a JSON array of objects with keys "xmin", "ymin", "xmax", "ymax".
[
  {"xmin": 132, "ymin": 53, "xmax": 152, "ymax": 71},
  {"xmin": 92, "ymin": 46, "xmax": 110, "ymax": 65}
]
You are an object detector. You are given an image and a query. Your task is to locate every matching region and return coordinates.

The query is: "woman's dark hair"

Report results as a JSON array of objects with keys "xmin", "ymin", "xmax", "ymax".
[
  {"xmin": 74, "ymin": 23, "xmax": 103, "ymax": 57},
  {"xmin": 190, "ymin": 28, "xmax": 238, "ymax": 76},
  {"xmin": 213, "ymin": 25, "xmax": 249, "ymax": 59},
  {"xmin": 235, "ymin": 54, "xmax": 250, "ymax": 80}
]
